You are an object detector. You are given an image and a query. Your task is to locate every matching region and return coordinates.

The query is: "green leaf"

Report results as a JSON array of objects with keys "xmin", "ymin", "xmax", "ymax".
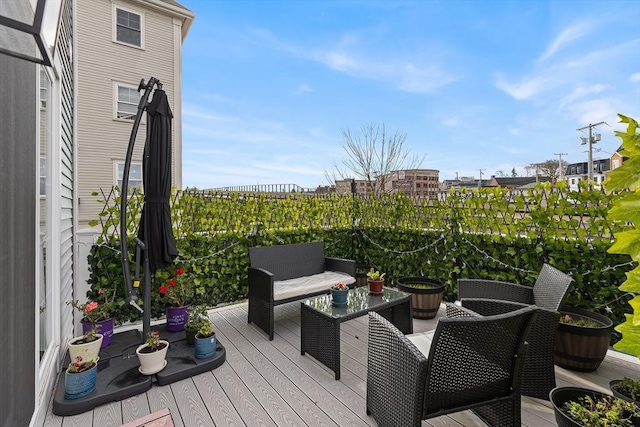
[
  {"xmin": 605, "ymin": 157, "xmax": 640, "ymax": 191},
  {"xmin": 608, "ymin": 229, "xmax": 640, "ymax": 260},
  {"xmin": 620, "ymin": 268, "xmax": 640, "ymax": 294}
]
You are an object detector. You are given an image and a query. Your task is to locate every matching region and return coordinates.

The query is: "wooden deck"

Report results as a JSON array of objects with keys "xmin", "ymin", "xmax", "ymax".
[{"xmin": 42, "ymin": 302, "xmax": 640, "ymax": 427}]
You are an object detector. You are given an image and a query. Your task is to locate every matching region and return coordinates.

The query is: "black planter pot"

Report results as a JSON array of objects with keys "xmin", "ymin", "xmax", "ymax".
[
  {"xmin": 550, "ymin": 387, "xmax": 640, "ymax": 427},
  {"xmin": 554, "ymin": 306, "xmax": 613, "ymax": 372},
  {"xmin": 611, "ymin": 380, "xmax": 640, "ymax": 407},
  {"xmin": 395, "ymin": 277, "xmax": 444, "ymax": 319}
]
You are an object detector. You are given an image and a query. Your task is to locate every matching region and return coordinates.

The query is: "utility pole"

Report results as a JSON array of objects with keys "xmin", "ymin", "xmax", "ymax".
[
  {"xmin": 577, "ymin": 122, "xmax": 606, "ymax": 182},
  {"xmin": 477, "ymin": 168, "xmax": 485, "ymax": 189},
  {"xmin": 554, "ymin": 152, "xmax": 568, "ymax": 179}
]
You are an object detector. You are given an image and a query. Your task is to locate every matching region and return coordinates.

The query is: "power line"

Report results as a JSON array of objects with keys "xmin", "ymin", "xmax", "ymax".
[{"xmin": 577, "ymin": 122, "xmax": 606, "ymax": 182}]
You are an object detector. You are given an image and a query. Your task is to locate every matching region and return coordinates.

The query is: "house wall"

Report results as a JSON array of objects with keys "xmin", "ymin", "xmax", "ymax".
[
  {"xmin": 75, "ymin": 0, "xmax": 187, "ymax": 226},
  {"xmin": 0, "ymin": 54, "xmax": 37, "ymax": 427}
]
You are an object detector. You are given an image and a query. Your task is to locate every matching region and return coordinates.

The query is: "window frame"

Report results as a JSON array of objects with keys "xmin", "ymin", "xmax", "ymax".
[
  {"xmin": 113, "ymin": 81, "xmax": 142, "ymax": 122},
  {"xmin": 112, "ymin": 4, "xmax": 145, "ymax": 49},
  {"xmin": 114, "ymin": 160, "xmax": 143, "ymax": 192}
]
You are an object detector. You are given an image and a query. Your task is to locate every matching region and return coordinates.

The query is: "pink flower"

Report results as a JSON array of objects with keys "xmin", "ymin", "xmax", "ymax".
[{"xmin": 85, "ymin": 301, "xmax": 99, "ymax": 312}]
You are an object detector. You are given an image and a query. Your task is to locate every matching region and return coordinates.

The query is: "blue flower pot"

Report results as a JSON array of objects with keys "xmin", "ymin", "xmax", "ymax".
[
  {"xmin": 331, "ymin": 289, "xmax": 348, "ymax": 306},
  {"xmin": 195, "ymin": 334, "xmax": 216, "ymax": 359},
  {"xmin": 64, "ymin": 361, "xmax": 98, "ymax": 400}
]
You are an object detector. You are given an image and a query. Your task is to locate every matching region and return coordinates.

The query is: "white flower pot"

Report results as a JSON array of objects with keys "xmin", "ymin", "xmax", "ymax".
[
  {"xmin": 136, "ymin": 340, "xmax": 169, "ymax": 375},
  {"xmin": 68, "ymin": 333, "xmax": 103, "ymax": 364}
]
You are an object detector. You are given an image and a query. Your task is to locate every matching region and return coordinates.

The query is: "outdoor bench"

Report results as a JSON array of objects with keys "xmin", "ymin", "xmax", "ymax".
[{"xmin": 248, "ymin": 241, "xmax": 356, "ymax": 340}]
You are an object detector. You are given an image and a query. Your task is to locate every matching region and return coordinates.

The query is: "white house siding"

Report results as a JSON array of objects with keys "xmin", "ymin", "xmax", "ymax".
[{"xmin": 76, "ymin": 0, "xmax": 190, "ymax": 226}]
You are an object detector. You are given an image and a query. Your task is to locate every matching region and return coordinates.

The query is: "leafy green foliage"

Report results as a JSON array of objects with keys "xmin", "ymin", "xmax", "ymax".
[
  {"xmin": 562, "ymin": 395, "xmax": 640, "ymax": 427},
  {"xmin": 87, "ymin": 179, "xmax": 633, "ymax": 344},
  {"xmin": 606, "ymin": 114, "xmax": 640, "ymax": 359}
]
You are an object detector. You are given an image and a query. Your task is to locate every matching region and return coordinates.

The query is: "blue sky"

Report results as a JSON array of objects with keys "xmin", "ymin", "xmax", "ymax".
[{"xmin": 179, "ymin": 0, "xmax": 640, "ymax": 190}]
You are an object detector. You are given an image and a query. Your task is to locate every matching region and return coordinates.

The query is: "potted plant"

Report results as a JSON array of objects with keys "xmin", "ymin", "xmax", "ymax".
[
  {"xmin": 136, "ymin": 330, "xmax": 169, "ymax": 375},
  {"xmin": 330, "ymin": 282, "xmax": 349, "ymax": 306},
  {"xmin": 67, "ymin": 326, "xmax": 103, "ymax": 364},
  {"xmin": 194, "ymin": 319, "xmax": 216, "ymax": 359},
  {"xmin": 68, "ymin": 287, "xmax": 116, "ymax": 348},
  {"xmin": 158, "ymin": 267, "xmax": 195, "ymax": 332},
  {"xmin": 366, "ymin": 268, "xmax": 385, "ymax": 295},
  {"xmin": 611, "ymin": 377, "xmax": 640, "ymax": 407},
  {"xmin": 185, "ymin": 304, "xmax": 208, "ymax": 345},
  {"xmin": 550, "ymin": 386, "xmax": 640, "ymax": 426},
  {"xmin": 64, "ymin": 356, "xmax": 98, "ymax": 400},
  {"xmin": 395, "ymin": 277, "xmax": 444, "ymax": 319},
  {"xmin": 554, "ymin": 307, "xmax": 613, "ymax": 372}
]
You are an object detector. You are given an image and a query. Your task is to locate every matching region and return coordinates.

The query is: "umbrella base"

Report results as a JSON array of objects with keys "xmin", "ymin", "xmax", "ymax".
[{"xmin": 52, "ymin": 326, "xmax": 227, "ymax": 416}]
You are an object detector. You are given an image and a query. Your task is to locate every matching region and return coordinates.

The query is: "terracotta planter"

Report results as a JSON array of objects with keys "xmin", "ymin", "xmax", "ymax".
[
  {"xmin": 396, "ymin": 277, "xmax": 444, "ymax": 319},
  {"xmin": 368, "ymin": 279, "xmax": 384, "ymax": 295},
  {"xmin": 554, "ymin": 306, "xmax": 613, "ymax": 372},
  {"xmin": 136, "ymin": 340, "xmax": 169, "ymax": 375},
  {"xmin": 68, "ymin": 333, "xmax": 103, "ymax": 364}
]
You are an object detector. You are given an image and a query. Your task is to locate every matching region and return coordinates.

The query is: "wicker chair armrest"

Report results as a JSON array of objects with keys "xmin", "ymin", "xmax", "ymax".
[
  {"xmin": 367, "ymin": 312, "xmax": 428, "ymax": 427},
  {"xmin": 458, "ymin": 279, "xmax": 534, "ymax": 304},
  {"xmin": 445, "ymin": 303, "xmax": 481, "ymax": 318},
  {"xmin": 461, "ymin": 298, "xmax": 530, "ymax": 316},
  {"xmin": 325, "ymin": 257, "xmax": 356, "ymax": 277},
  {"xmin": 248, "ymin": 267, "xmax": 274, "ymax": 302}
]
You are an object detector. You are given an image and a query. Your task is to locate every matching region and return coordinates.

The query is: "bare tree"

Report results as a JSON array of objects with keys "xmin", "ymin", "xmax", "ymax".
[
  {"xmin": 325, "ymin": 123, "xmax": 424, "ymax": 196},
  {"xmin": 511, "ymin": 168, "xmax": 518, "ymax": 177},
  {"xmin": 528, "ymin": 159, "xmax": 568, "ymax": 177},
  {"xmin": 495, "ymin": 170, "xmax": 507, "ymax": 177}
]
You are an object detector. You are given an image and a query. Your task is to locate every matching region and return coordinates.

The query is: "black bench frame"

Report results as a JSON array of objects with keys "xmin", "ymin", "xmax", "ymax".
[{"xmin": 248, "ymin": 241, "xmax": 355, "ymax": 340}]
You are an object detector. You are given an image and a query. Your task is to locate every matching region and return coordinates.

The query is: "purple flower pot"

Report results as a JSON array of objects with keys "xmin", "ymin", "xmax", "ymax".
[
  {"xmin": 166, "ymin": 306, "xmax": 189, "ymax": 332},
  {"xmin": 82, "ymin": 317, "xmax": 114, "ymax": 348}
]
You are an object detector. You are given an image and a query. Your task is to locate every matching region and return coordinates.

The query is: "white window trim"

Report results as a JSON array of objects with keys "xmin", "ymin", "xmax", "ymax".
[
  {"xmin": 112, "ymin": 3, "xmax": 145, "ymax": 50},
  {"xmin": 113, "ymin": 81, "xmax": 143, "ymax": 122}
]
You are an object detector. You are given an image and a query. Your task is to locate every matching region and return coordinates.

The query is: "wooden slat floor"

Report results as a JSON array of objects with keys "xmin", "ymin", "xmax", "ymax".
[{"xmin": 42, "ymin": 302, "xmax": 640, "ymax": 427}]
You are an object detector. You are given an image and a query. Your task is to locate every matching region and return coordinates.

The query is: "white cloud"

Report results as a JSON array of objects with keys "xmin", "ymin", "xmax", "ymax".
[
  {"xmin": 537, "ymin": 20, "xmax": 592, "ymax": 63},
  {"xmin": 494, "ymin": 74, "xmax": 548, "ymax": 100},
  {"xmin": 559, "ymin": 84, "xmax": 609, "ymax": 107},
  {"xmin": 508, "ymin": 128, "xmax": 520, "ymax": 136},
  {"xmin": 442, "ymin": 117, "xmax": 460, "ymax": 127},
  {"xmin": 631, "ymin": 72, "xmax": 640, "ymax": 82}
]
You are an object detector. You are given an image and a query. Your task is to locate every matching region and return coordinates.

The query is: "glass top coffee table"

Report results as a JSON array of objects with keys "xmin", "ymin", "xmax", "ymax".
[{"xmin": 300, "ymin": 286, "xmax": 412, "ymax": 380}]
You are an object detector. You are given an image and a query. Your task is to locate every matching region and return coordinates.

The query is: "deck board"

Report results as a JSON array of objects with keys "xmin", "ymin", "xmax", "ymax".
[{"xmin": 42, "ymin": 301, "xmax": 640, "ymax": 427}]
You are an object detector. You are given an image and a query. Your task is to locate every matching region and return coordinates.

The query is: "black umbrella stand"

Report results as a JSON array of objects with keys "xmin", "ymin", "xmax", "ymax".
[{"xmin": 52, "ymin": 77, "xmax": 225, "ymax": 416}]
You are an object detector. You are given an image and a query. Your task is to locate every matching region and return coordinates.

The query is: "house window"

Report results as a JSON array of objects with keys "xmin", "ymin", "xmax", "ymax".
[
  {"xmin": 114, "ymin": 6, "xmax": 143, "ymax": 48},
  {"xmin": 613, "ymin": 159, "xmax": 620, "ymax": 169},
  {"xmin": 115, "ymin": 161, "xmax": 143, "ymax": 191},
  {"xmin": 114, "ymin": 83, "xmax": 141, "ymax": 120}
]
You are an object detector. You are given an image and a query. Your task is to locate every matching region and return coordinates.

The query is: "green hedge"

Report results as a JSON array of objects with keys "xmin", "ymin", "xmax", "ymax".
[{"xmin": 86, "ymin": 184, "xmax": 634, "ymax": 343}]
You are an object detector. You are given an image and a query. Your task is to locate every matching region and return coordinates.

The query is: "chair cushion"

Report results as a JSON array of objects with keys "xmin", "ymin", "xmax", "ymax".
[{"xmin": 274, "ymin": 271, "xmax": 355, "ymax": 301}]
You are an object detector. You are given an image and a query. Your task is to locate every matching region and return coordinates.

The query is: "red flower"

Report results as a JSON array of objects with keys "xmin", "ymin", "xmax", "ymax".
[
  {"xmin": 168, "ymin": 279, "xmax": 177, "ymax": 287},
  {"xmin": 175, "ymin": 268, "xmax": 185, "ymax": 276},
  {"xmin": 159, "ymin": 286, "xmax": 168, "ymax": 294}
]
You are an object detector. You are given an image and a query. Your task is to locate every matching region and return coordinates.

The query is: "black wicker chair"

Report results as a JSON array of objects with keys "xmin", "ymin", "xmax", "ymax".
[
  {"xmin": 366, "ymin": 305, "xmax": 537, "ymax": 427},
  {"xmin": 457, "ymin": 263, "xmax": 574, "ymax": 400}
]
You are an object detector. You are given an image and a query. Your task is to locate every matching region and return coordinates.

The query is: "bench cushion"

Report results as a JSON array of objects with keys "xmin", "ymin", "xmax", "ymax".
[{"xmin": 274, "ymin": 271, "xmax": 356, "ymax": 301}]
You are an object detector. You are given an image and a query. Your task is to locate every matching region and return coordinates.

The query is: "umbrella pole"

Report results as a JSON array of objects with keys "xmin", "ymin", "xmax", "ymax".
[{"xmin": 120, "ymin": 77, "xmax": 161, "ymax": 339}]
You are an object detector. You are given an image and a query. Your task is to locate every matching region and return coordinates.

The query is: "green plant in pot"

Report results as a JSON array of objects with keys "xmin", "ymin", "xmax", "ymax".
[
  {"xmin": 185, "ymin": 305, "xmax": 208, "ymax": 345},
  {"xmin": 366, "ymin": 268, "xmax": 385, "ymax": 295},
  {"xmin": 195, "ymin": 319, "xmax": 216, "ymax": 359},
  {"xmin": 136, "ymin": 331, "xmax": 169, "ymax": 375},
  {"xmin": 64, "ymin": 355, "xmax": 99, "ymax": 400},
  {"xmin": 550, "ymin": 387, "xmax": 640, "ymax": 427},
  {"xmin": 611, "ymin": 377, "xmax": 640, "ymax": 406},
  {"xmin": 605, "ymin": 114, "xmax": 640, "ymax": 387}
]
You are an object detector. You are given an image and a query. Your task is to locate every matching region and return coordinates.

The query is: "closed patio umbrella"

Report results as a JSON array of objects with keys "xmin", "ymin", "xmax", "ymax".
[{"xmin": 138, "ymin": 88, "xmax": 178, "ymax": 274}]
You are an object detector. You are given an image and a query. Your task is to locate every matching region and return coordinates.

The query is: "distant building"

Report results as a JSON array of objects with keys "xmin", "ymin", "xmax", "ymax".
[
  {"xmin": 487, "ymin": 176, "xmax": 552, "ymax": 189},
  {"xmin": 381, "ymin": 169, "xmax": 440, "ymax": 197},
  {"xmin": 564, "ymin": 158, "xmax": 611, "ymax": 190}
]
